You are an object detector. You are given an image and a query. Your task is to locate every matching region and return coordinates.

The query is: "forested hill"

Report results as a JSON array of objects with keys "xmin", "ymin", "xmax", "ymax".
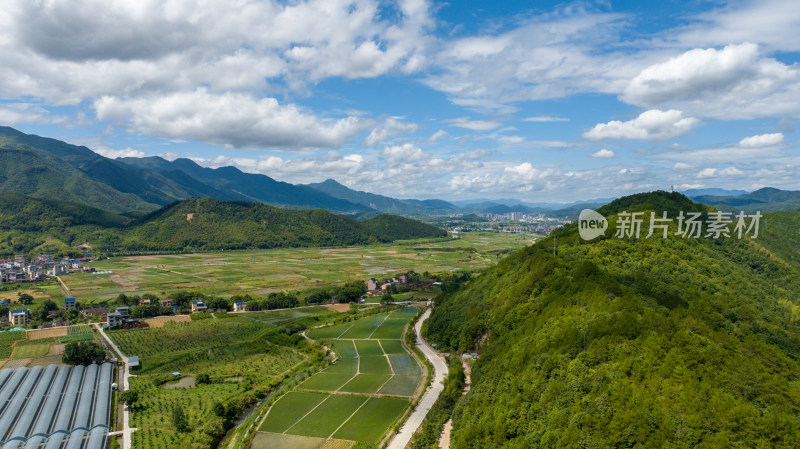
[
  {"xmin": 0, "ymin": 195, "xmax": 446, "ymax": 255},
  {"xmin": 425, "ymin": 191, "xmax": 800, "ymax": 447},
  {"xmin": 359, "ymin": 213, "xmax": 448, "ymax": 240},
  {"xmin": 119, "ymin": 197, "xmax": 402, "ymax": 251}
]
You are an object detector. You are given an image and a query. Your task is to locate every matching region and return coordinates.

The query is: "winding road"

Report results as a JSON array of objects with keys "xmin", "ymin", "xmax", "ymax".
[{"xmin": 387, "ymin": 308, "xmax": 447, "ymax": 449}]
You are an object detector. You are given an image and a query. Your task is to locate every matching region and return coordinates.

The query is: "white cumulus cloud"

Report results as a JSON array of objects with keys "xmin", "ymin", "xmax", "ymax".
[
  {"xmin": 584, "ymin": 109, "xmax": 699, "ymax": 141},
  {"xmin": 0, "ymin": 103, "xmax": 66, "ymax": 125},
  {"xmin": 622, "ymin": 43, "xmax": 800, "ymax": 119},
  {"xmin": 94, "ymin": 89, "xmax": 369, "ymax": 149},
  {"xmin": 363, "ymin": 117, "xmax": 420, "ymax": 146},
  {"xmin": 697, "ymin": 166, "xmax": 743, "ymax": 178},
  {"xmin": 92, "ymin": 146, "xmax": 147, "ymax": 159},
  {"xmin": 591, "ymin": 149, "xmax": 615, "ymax": 158},
  {"xmin": 383, "ymin": 143, "xmax": 427, "ymax": 163},
  {"xmin": 738, "ymin": 132, "xmax": 783, "ymax": 147}
]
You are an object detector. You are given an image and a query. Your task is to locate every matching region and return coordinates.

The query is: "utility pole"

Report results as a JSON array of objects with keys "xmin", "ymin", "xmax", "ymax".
[{"xmin": 553, "ymin": 233, "xmax": 557, "ymax": 258}]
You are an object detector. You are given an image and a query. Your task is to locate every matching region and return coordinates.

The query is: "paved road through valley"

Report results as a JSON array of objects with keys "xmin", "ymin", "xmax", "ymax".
[{"xmin": 387, "ymin": 308, "xmax": 447, "ymax": 449}]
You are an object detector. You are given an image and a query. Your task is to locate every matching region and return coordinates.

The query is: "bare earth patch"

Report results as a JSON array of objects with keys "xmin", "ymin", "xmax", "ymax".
[
  {"xmin": 256, "ymin": 288, "xmax": 281, "ymax": 294},
  {"xmin": 48, "ymin": 344, "xmax": 65, "ymax": 356},
  {"xmin": 3, "ymin": 358, "xmax": 30, "ymax": 369},
  {"xmin": 323, "ymin": 304, "xmax": 351, "ymax": 313}
]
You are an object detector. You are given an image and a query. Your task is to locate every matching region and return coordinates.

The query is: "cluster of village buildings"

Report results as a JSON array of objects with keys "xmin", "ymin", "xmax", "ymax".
[
  {"xmin": 5, "ymin": 272, "xmax": 418, "ymax": 330},
  {"xmin": 4, "ymin": 295, "xmax": 250, "ymax": 330},
  {"xmin": 0, "ymin": 254, "xmax": 93, "ymax": 283},
  {"xmin": 366, "ymin": 273, "xmax": 410, "ymax": 295}
]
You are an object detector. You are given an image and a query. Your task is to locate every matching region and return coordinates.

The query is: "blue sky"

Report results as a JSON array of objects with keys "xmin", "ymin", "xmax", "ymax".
[{"xmin": 1, "ymin": 0, "xmax": 799, "ymax": 202}]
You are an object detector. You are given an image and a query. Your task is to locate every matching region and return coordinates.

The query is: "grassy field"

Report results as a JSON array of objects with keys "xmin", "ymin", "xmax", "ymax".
[
  {"xmin": 0, "ymin": 280, "xmax": 66, "ymax": 309},
  {"xmin": 11, "ymin": 343, "xmax": 51, "ymax": 359},
  {"xmin": 257, "ymin": 308, "xmax": 420, "ymax": 446},
  {"xmin": 61, "ymin": 232, "xmax": 535, "ymax": 303}
]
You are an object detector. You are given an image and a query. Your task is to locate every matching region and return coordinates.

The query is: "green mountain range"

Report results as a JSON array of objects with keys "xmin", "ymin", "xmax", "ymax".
[
  {"xmin": 424, "ymin": 191, "xmax": 800, "ymax": 447},
  {"xmin": 692, "ymin": 187, "xmax": 800, "ymax": 213},
  {"xmin": 0, "ymin": 194, "xmax": 446, "ymax": 256},
  {"xmin": 0, "ymin": 126, "xmax": 368, "ymax": 213},
  {"xmin": 307, "ymin": 178, "xmax": 460, "ymax": 215}
]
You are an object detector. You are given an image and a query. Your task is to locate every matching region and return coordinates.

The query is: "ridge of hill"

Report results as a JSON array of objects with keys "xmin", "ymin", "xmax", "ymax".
[
  {"xmin": 307, "ymin": 178, "xmax": 460, "ymax": 215},
  {"xmin": 424, "ymin": 191, "xmax": 800, "ymax": 447},
  {"xmin": 0, "ymin": 126, "xmax": 370, "ymax": 214},
  {"xmin": 0, "ymin": 194, "xmax": 445, "ymax": 255}
]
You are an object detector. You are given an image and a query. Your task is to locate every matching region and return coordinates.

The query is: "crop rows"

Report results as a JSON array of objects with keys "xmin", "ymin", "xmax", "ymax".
[
  {"xmin": 109, "ymin": 318, "xmax": 266, "ymax": 357},
  {"xmin": 68, "ymin": 325, "xmax": 93, "ymax": 336},
  {"xmin": 58, "ymin": 333, "xmax": 94, "ymax": 343},
  {"xmin": 131, "ymin": 429, "xmax": 175, "ymax": 449}
]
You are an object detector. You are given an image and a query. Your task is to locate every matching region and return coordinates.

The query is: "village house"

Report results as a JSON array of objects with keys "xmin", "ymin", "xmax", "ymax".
[
  {"xmin": 160, "ymin": 298, "xmax": 173, "ymax": 308},
  {"xmin": 83, "ymin": 307, "xmax": 108, "ymax": 320},
  {"xmin": 64, "ymin": 297, "xmax": 76, "ymax": 310},
  {"xmin": 139, "ymin": 298, "xmax": 151, "ymax": 305},
  {"xmin": 191, "ymin": 301, "xmax": 208, "ymax": 313},
  {"xmin": 367, "ymin": 273, "xmax": 411, "ymax": 293},
  {"xmin": 107, "ymin": 312, "xmax": 122, "ymax": 327},
  {"xmin": 233, "ymin": 301, "xmax": 247, "ymax": 312},
  {"xmin": 367, "ymin": 278, "xmax": 379, "ymax": 291},
  {"xmin": 107, "ymin": 306, "xmax": 133, "ymax": 327},
  {"xmin": 9, "ymin": 309, "xmax": 30, "ymax": 326}
]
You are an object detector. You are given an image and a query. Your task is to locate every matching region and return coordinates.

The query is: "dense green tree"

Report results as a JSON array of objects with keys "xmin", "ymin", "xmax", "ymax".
[
  {"xmin": 212, "ymin": 401, "xmax": 226, "ymax": 418},
  {"xmin": 196, "ymin": 373, "xmax": 210, "ymax": 384},
  {"xmin": 118, "ymin": 390, "xmax": 138, "ymax": 405},
  {"xmin": 62, "ymin": 341, "xmax": 106, "ymax": 366},
  {"xmin": 171, "ymin": 406, "xmax": 189, "ymax": 432},
  {"xmin": 64, "ymin": 308, "xmax": 80, "ymax": 321}
]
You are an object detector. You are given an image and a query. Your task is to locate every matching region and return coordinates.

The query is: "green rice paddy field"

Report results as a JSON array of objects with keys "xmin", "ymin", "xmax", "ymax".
[
  {"xmin": 254, "ymin": 307, "xmax": 422, "ymax": 447},
  {"xmin": 62, "ymin": 232, "xmax": 535, "ymax": 303}
]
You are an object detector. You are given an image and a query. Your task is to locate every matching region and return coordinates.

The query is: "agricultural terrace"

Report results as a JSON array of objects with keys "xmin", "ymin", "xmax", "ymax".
[
  {"xmin": 63, "ymin": 232, "xmax": 534, "ymax": 303},
  {"xmin": 0, "ymin": 325, "xmax": 101, "ymax": 369},
  {"xmin": 254, "ymin": 307, "xmax": 421, "ymax": 448},
  {"xmin": 109, "ymin": 307, "xmax": 336, "ymax": 449}
]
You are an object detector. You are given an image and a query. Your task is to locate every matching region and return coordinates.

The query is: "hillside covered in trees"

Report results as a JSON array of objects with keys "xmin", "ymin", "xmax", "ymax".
[
  {"xmin": 359, "ymin": 213, "xmax": 448, "ymax": 240},
  {"xmin": 425, "ymin": 191, "xmax": 800, "ymax": 448},
  {"xmin": 0, "ymin": 195, "xmax": 446, "ymax": 255}
]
